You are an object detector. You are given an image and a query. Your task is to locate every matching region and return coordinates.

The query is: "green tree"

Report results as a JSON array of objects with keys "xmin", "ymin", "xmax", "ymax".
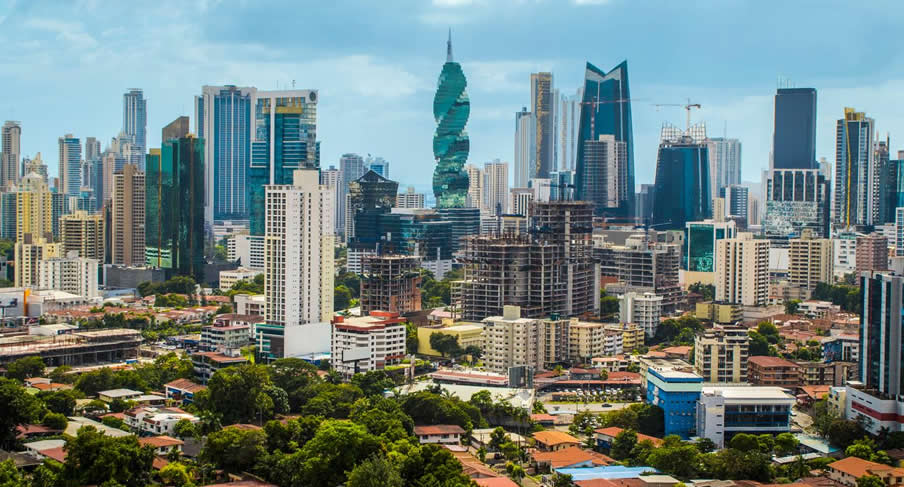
[
  {"xmin": 688, "ymin": 282, "xmax": 715, "ymax": 301},
  {"xmin": 196, "ymin": 363, "xmax": 274, "ymax": 424},
  {"xmin": 729, "ymin": 433, "xmax": 761, "ymax": 452},
  {"xmin": 61, "ymin": 426, "xmax": 155, "ymax": 487},
  {"xmin": 172, "ymin": 418, "xmax": 197, "ymax": 439},
  {"xmin": 201, "ymin": 427, "xmax": 267, "ymax": 473},
  {"xmin": 42, "ymin": 411, "xmax": 68, "ymax": 430},
  {"xmin": 6, "ymin": 355, "xmax": 46, "ymax": 381},
  {"xmin": 647, "ymin": 441, "xmax": 701, "ymax": 479},
  {"xmin": 346, "ymin": 454, "xmax": 404, "ymax": 487},
  {"xmin": 506, "ymin": 461, "xmax": 526, "ymax": 486},
  {"xmin": 696, "ymin": 437, "xmax": 717, "ymax": 453},
  {"xmin": 785, "ymin": 299, "xmax": 801, "ymax": 315},
  {"xmin": 827, "ymin": 419, "xmax": 866, "ymax": 449},
  {"xmin": 552, "ymin": 473, "xmax": 575, "ymax": 487},
  {"xmin": 857, "ymin": 475, "xmax": 886, "ymax": 487},
  {"xmin": 268, "ymin": 357, "xmax": 322, "ymax": 411},
  {"xmin": 846, "ymin": 438, "xmax": 875, "ymax": 459},
  {"xmin": 430, "ymin": 332, "xmax": 462, "ymax": 357},
  {"xmin": 158, "ymin": 462, "xmax": 193, "ymax": 487},
  {"xmin": 0, "ymin": 377, "xmax": 44, "ymax": 448},
  {"xmin": 334, "ymin": 284, "xmax": 353, "ymax": 310},
  {"xmin": 489, "ymin": 426, "xmax": 510, "ymax": 451},
  {"xmin": 396, "ymin": 442, "xmax": 473, "ymax": 486},
  {"xmin": 774, "ymin": 432, "xmax": 800, "ymax": 455},
  {"xmin": 283, "ymin": 420, "xmax": 382, "ymax": 487},
  {"xmin": 600, "ymin": 291, "xmax": 619, "ymax": 317},
  {"xmin": 47, "ymin": 365, "xmax": 74, "ymax": 384},
  {"xmin": 0, "ymin": 458, "xmax": 25, "ymax": 486},
  {"xmin": 37, "ymin": 389, "xmax": 78, "ymax": 415},
  {"xmin": 610, "ymin": 429, "xmax": 638, "ymax": 460},
  {"xmin": 351, "ymin": 370, "xmax": 395, "ymax": 397}
]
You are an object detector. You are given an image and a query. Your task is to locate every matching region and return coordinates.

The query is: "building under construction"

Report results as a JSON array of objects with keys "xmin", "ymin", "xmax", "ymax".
[
  {"xmin": 359, "ymin": 254, "xmax": 422, "ymax": 315},
  {"xmin": 0, "ymin": 328, "xmax": 142, "ymax": 366},
  {"xmin": 594, "ymin": 232, "xmax": 684, "ymax": 313},
  {"xmin": 453, "ymin": 201, "xmax": 599, "ymax": 321}
]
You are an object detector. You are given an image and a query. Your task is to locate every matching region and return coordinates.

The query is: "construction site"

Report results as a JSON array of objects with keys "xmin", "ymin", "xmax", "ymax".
[
  {"xmin": 452, "ymin": 201, "xmax": 599, "ymax": 321},
  {"xmin": 0, "ymin": 328, "xmax": 142, "ymax": 366},
  {"xmin": 359, "ymin": 254, "xmax": 422, "ymax": 315}
]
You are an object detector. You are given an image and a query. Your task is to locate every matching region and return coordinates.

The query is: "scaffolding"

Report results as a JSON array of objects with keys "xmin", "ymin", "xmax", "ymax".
[
  {"xmin": 0, "ymin": 328, "xmax": 142, "ymax": 366},
  {"xmin": 360, "ymin": 254, "xmax": 422, "ymax": 315}
]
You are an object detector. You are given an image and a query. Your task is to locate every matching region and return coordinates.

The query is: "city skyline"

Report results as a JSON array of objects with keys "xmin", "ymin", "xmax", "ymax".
[{"xmin": 2, "ymin": 1, "xmax": 904, "ymax": 193}]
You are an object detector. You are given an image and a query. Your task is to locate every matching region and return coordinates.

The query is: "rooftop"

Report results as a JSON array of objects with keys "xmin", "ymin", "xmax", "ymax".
[
  {"xmin": 139, "ymin": 435, "xmax": 184, "ymax": 448},
  {"xmin": 827, "ymin": 456, "xmax": 904, "ymax": 478},
  {"xmin": 594, "ymin": 427, "xmax": 663, "ymax": 446},
  {"xmin": 533, "ymin": 430, "xmax": 580, "ymax": 446},
  {"xmin": 531, "ymin": 445, "xmax": 614, "ymax": 468},
  {"xmin": 556, "ymin": 465, "xmax": 658, "ymax": 481},
  {"xmin": 414, "ymin": 424, "xmax": 466, "ymax": 436},
  {"xmin": 748, "ymin": 356, "xmax": 800, "ymax": 368},
  {"xmin": 99, "ymin": 388, "xmax": 142, "ymax": 398},
  {"xmin": 165, "ymin": 378, "xmax": 206, "ymax": 394},
  {"xmin": 700, "ymin": 386, "xmax": 795, "ymax": 401}
]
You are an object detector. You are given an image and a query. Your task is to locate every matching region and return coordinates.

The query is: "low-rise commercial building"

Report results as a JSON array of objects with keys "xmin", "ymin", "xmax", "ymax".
[
  {"xmin": 234, "ymin": 293, "xmax": 265, "ymax": 316},
  {"xmin": 747, "ymin": 355, "xmax": 801, "ymax": 387},
  {"xmin": 218, "ymin": 267, "xmax": 261, "ymax": 291},
  {"xmin": 416, "ymin": 323, "xmax": 484, "ymax": 357},
  {"xmin": 124, "ymin": 406, "xmax": 199, "ymax": 436},
  {"xmin": 191, "ymin": 351, "xmax": 248, "ymax": 384},
  {"xmin": 696, "ymin": 386, "xmax": 795, "ymax": 448},
  {"xmin": 646, "ymin": 365, "xmax": 703, "ymax": 438}
]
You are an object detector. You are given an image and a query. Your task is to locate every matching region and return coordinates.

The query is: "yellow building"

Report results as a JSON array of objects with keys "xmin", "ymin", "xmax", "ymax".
[
  {"xmin": 61, "ymin": 211, "xmax": 105, "ymax": 262},
  {"xmin": 15, "ymin": 172, "xmax": 53, "ymax": 242},
  {"xmin": 417, "ymin": 323, "xmax": 485, "ymax": 356},
  {"xmin": 695, "ymin": 301, "xmax": 743, "ymax": 324},
  {"xmin": 605, "ymin": 323, "xmax": 645, "ymax": 352},
  {"xmin": 14, "ymin": 236, "xmax": 61, "ymax": 288}
]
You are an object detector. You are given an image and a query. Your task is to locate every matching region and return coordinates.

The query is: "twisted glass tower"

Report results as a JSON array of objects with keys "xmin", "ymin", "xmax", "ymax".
[{"xmin": 432, "ymin": 31, "xmax": 470, "ymax": 208}]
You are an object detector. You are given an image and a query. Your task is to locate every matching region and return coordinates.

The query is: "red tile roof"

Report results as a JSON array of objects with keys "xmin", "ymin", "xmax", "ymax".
[
  {"xmin": 39, "ymin": 447, "xmax": 66, "ymax": 463},
  {"xmin": 594, "ymin": 427, "xmax": 663, "ymax": 446},
  {"xmin": 165, "ymin": 378, "xmax": 206, "ymax": 394},
  {"xmin": 749, "ymin": 355, "xmax": 801, "ymax": 368},
  {"xmin": 532, "ymin": 430, "xmax": 580, "ymax": 447},
  {"xmin": 531, "ymin": 445, "xmax": 613, "ymax": 468},
  {"xmin": 828, "ymin": 456, "xmax": 904, "ymax": 478},
  {"xmin": 475, "ymin": 478, "xmax": 520, "ymax": 487},
  {"xmin": 414, "ymin": 424, "xmax": 466, "ymax": 436},
  {"xmin": 139, "ymin": 435, "xmax": 184, "ymax": 448}
]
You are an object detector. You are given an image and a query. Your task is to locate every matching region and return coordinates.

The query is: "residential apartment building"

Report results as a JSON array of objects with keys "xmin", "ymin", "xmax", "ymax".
[
  {"xmin": 111, "ymin": 163, "xmax": 145, "ymax": 267},
  {"xmin": 694, "ymin": 325, "xmax": 750, "ymax": 383},
  {"xmin": 747, "ymin": 355, "xmax": 800, "ymax": 387},
  {"xmin": 569, "ymin": 321, "xmax": 622, "ymax": 361},
  {"xmin": 264, "ymin": 169, "xmax": 335, "ymax": 326},
  {"xmin": 218, "ymin": 267, "xmax": 260, "ymax": 291},
  {"xmin": 36, "ymin": 252, "xmax": 99, "ymax": 298},
  {"xmin": 234, "ymin": 293, "xmax": 265, "ymax": 317},
  {"xmin": 360, "ymin": 254, "xmax": 422, "ymax": 315},
  {"xmin": 618, "ymin": 291, "xmax": 662, "ymax": 338},
  {"xmin": 789, "ymin": 230, "xmax": 833, "ymax": 293},
  {"xmin": 714, "ymin": 232, "xmax": 769, "ymax": 306},
  {"xmin": 604, "ymin": 323, "xmax": 645, "ymax": 353},
  {"xmin": 856, "ymin": 233, "xmax": 888, "ymax": 273},
  {"xmin": 14, "ymin": 237, "xmax": 61, "ymax": 288},
  {"xmin": 330, "ymin": 311, "xmax": 407, "ymax": 377},
  {"xmin": 395, "ymin": 186, "xmax": 425, "ymax": 209},
  {"xmin": 482, "ymin": 306, "xmax": 545, "ymax": 374},
  {"xmin": 14, "ymin": 172, "xmax": 53, "ymax": 242},
  {"xmin": 60, "ymin": 211, "xmax": 104, "ymax": 262}
]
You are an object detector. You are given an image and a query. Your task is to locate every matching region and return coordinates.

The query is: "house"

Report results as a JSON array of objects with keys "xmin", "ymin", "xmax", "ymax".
[
  {"xmin": 23, "ymin": 439, "xmax": 66, "ymax": 458},
  {"xmin": 138, "ymin": 435, "xmax": 184, "ymax": 456},
  {"xmin": 531, "ymin": 445, "xmax": 613, "ymax": 471},
  {"xmin": 532, "ymin": 430, "xmax": 580, "ymax": 452},
  {"xmin": 594, "ymin": 427, "xmax": 662, "ymax": 450},
  {"xmin": 474, "ymin": 478, "xmax": 520, "ymax": 487},
  {"xmin": 125, "ymin": 407, "xmax": 199, "ymax": 436},
  {"xmin": 64, "ymin": 416, "xmax": 131, "ymax": 438},
  {"xmin": 530, "ymin": 414, "xmax": 557, "ymax": 426},
  {"xmin": 471, "ymin": 428, "xmax": 527, "ymax": 451},
  {"xmin": 827, "ymin": 456, "xmax": 904, "ymax": 487},
  {"xmin": 413, "ymin": 425, "xmax": 465, "ymax": 445},
  {"xmin": 164, "ymin": 378, "xmax": 206, "ymax": 405},
  {"xmin": 98, "ymin": 388, "xmax": 143, "ymax": 403},
  {"xmin": 16, "ymin": 424, "xmax": 63, "ymax": 440},
  {"xmin": 192, "ymin": 350, "xmax": 248, "ymax": 384}
]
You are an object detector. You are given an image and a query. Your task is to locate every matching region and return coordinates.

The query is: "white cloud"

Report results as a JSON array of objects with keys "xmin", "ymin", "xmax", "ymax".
[
  {"xmin": 432, "ymin": 0, "xmax": 474, "ymax": 6},
  {"xmin": 573, "ymin": 0, "xmax": 610, "ymax": 4},
  {"xmin": 24, "ymin": 18, "xmax": 97, "ymax": 49}
]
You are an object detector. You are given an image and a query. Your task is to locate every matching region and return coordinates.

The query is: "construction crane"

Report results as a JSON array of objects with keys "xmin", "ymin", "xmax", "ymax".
[{"xmin": 653, "ymin": 99, "xmax": 702, "ymax": 132}]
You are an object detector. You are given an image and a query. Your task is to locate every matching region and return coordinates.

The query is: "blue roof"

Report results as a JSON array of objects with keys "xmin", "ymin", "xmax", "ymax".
[{"xmin": 555, "ymin": 466, "xmax": 658, "ymax": 481}]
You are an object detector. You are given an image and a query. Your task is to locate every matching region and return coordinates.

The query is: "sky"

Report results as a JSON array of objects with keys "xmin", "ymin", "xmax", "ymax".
[{"xmin": 2, "ymin": 0, "xmax": 904, "ymax": 196}]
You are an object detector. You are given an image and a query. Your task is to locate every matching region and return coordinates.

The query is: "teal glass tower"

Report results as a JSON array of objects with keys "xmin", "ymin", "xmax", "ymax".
[
  {"xmin": 146, "ymin": 120, "xmax": 206, "ymax": 282},
  {"xmin": 432, "ymin": 31, "xmax": 470, "ymax": 208}
]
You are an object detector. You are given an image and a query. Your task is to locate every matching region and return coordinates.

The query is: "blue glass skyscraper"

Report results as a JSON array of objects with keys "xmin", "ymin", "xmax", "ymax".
[
  {"xmin": 772, "ymin": 88, "xmax": 817, "ymax": 170},
  {"xmin": 652, "ymin": 125, "xmax": 711, "ymax": 230},
  {"xmin": 123, "ymin": 88, "xmax": 147, "ymax": 157},
  {"xmin": 195, "ymin": 85, "xmax": 254, "ymax": 225},
  {"xmin": 575, "ymin": 61, "xmax": 634, "ymax": 218},
  {"xmin": 58, "ymin": 134, "xmax": 81, "ymax": 196},
  {"xmin": 247, "ymin": 90, "xmax": 319, "ymax": 235},
  {"xmin": 432, "ymin": 31, "xmax": 470, "ymax": 209}
]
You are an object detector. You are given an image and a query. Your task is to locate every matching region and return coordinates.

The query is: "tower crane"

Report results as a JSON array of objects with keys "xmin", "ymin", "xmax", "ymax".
[{"xmin": 653, "ymin": 99, "xmax": 702, "ymax": 132}]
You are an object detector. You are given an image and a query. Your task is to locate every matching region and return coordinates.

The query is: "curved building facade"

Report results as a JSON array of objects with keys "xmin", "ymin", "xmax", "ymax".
[{"xmin": 432, "ymin": 33, "xmax": 470, "ymax": 209}]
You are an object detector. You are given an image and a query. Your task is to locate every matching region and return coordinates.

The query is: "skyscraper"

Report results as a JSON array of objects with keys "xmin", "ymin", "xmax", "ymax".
[
  {"xmin": 652, "ymin": 124, "xmax": 711, "ymax": 230},
  {"xmin": 432, "ymin": 31, "xmax": 470, "ymax": 209},
  {"xmin": 465, "ymin": 164, "xmax": 483, "ymax": 210},
  {"xmin": 58, "ymin": 134, "xmax": 81, "ymax": 196},
  {"xmin": 763, "ymin": 168, "xmax": 831, "ymax": 238},
  {"xmin": 514, "ymin": 107, "xmax": 533, "ymax": 188},
  {"xmin": 1, "ymin": 121, "xmax": 21, "ymax": 189},
  {"xmin": 264, "ymin": 169, "xmax": 335, "ymax": 326},
  {"xmin": 882, "ymin": 151, "xmax": 904, "ymax": 225},
  {"xmin": 715, "ymin": 233, "xmax": 769, "ymax": 306},
  {"xmin": 365, "ymin": 156, "xmax": 389, "ymax": 178},
  {"xmin": 84, "ymin": 137, "xmax": 101, "ymax": 163},
  {"xmin": 834, "ymin": 108, "xmax": 876, "ymax": 227},
  {"xmin": 145, "ymin": 124, "xmax": 205, "ymax": 281},
  {"xmin": 707, "ymin": 137, "xmax": 741, "ymax": 200},
  {"xmin": 722, "ymin": 184, "xmax": 748, "ymax": 222},
  {"xmin": 557, "ymin": 89, "xmax": 583, "ymax": 172},
  {"xmin": 338, "ymin": 153, "xmax": 366, "ymax": 239},
  {"xmin": 61, "ymin": 210, "xmax": 104, "ymax": 262},
  {"xmin": 575, "ymin": 61, "xmax": 634, "ymax": 218},
  {"xmin": 247, "ymin": 90, "xmax": 319, "ymax": 235},
  {"xmin": 484, "ymin": 160, "xmax": 509, "ymax": 215},
  {"xmin": 112, "ymin": 163, "xmax": 145, "ymax": 267},
  {"xmin": 772, "ymin": 88, "xmax": 817, "ymax": 170},
  {"xmin": 530, "ymin": 72, "xmax": 554, "ymax": 179},
  {"xmin": 122, "ymin": 89, "xmax": 147, "ymax": 156},
  {"xmin": 15, "ymin": 172, "xmax": 53, "ymax": 242},
  {"xmin": 195, "ymin": 85, "xmax": 255, "ymax": 225},
  {"xmin": 320, "ymin": 165, "xmax": 342, "ymax": 231}
]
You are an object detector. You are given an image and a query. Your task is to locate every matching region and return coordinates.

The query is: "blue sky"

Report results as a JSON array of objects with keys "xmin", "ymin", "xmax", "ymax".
[{"xmin": 2, "ymin": 0, "xmax": 904, "ymax": 194}]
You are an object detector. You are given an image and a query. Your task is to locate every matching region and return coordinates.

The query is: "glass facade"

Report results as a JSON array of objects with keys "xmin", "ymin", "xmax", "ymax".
[
  {"xmin": 575, "ymin": 61, "xmax": 634, "ymax": 218},
  {"xmin": 860, "ymin": 273, "xmax": 904, "ymax": 396},
  {"xmin": 652, "ymin": 139, "xmax": 711, "ymax": 230},
  {"xmin": 764, "ymin": 168, "xmax": 830, "ymax": 238},
  {"xmin": 60, "ymin": 136, "xmax": 82, "ymax": 197},
  {"xmin": 880, "ymin": 159, "xmax": 904, "ymax": 225},
  {"xmin": 684, "ymin": 221, "xmax": 737, "ymax": 272},
  {"xmin": 772, "ymin": 88, "xmax": 817, "ymax": 170},
  {"xmin": 834, "ymin": 108, "xmax": 875, "ymax": 227},
  {"xmin": 432, "ymin": 37, "xmax": 470, "ymax": 209},
  {"xmin": 347, "ymin": 170, "xmax": 398, "ymax": 246},
  {"xmin": 248, "ymin": 92, "xmax": 318, "ymax": 235},
  {"xmin": 145, "ymin": 136, "xmax": 206, "ymax": 281}
]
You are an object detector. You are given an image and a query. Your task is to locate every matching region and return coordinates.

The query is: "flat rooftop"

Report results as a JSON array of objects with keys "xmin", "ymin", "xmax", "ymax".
[{"xmin": 701, "ymin": 386, "xmax": 794, "ymax": 400}]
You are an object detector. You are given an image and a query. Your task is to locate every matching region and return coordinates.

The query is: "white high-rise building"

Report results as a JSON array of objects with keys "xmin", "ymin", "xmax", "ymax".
[
  {"xmin": 338, "ymin": 153, "xmax": 365, "ymax": 239},
  {"xmin": 1, "ymin": 121, "xmax": 21, "ymax": 189},
  {"xmin": 466, "ymin": 164, "xmax": 483, "ymax": 210},
  {"xmin": 618, "ymin": 292, "xmax": 663, "ymax": 338},
  {"xmin": 557, "ymin": 89, "xmax": 582, "ymax": 172},
  {"xmin": 514, "ymin": 107, "xmax": 534, "ymax": 188},
  {"xmin": 122, "ymin": 89, "xmax": 147, "ymax": 157},
  {"xmin": 484, "ymin": 160, "xmax": 509, "ymax": 215},
  {"xmin": 319, "ymin": 165, "xmax": 342, "ymax": 235},
  {"xmin": 510, "ymin": 187, "xmax": 534, "ymax": 217},
  {"xmin": 896, "ymin": 208, "xmax": 904, "ymax": 257},
  {"xmin": 707, "ymin": 138, "xmax": 742, "ymax": 200},
  {"xmin": 715, "ymin": 233, "xmax": 770, "ymax": 306},
  {"xmin": 37, "ymin": 251, "xmax": 99, "ymax": 299},
  {"xmin": 395, "ymin": 186, "xmax": 425, "ymax": 209},
  {"xmin": 264, "ymin": 169, "xmax": 335, "ymax": 327}
]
